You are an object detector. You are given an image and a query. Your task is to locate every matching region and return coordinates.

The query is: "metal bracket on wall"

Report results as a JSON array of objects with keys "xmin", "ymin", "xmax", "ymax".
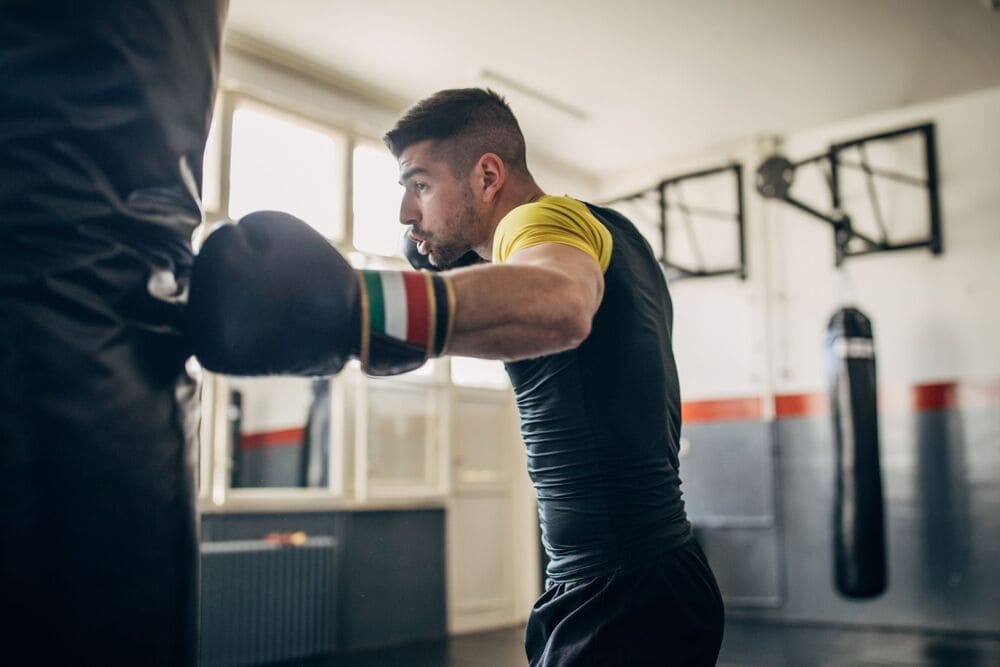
[
  {"xmin": 755, "ymin": 123, "xmax": 942, "ymax": 267},
  {"xmin": 604, "ymin": 163, "xmax": 747, "ymax": 281}
]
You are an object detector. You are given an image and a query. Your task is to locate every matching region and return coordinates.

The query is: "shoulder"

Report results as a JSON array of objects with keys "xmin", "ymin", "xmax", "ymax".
[
  {"xmin": 493, "ymin": 196, "xmax": 613, "ymax": 270},
  {"xmin": 499, "ymin": 195, "xmax": 600, "ymax": 227}
]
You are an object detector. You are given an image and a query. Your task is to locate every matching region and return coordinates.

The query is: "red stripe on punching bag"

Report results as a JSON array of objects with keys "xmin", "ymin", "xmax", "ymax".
[{"xmin": 402, "ymin": 271, "xmax": 430, "ymax": 349}]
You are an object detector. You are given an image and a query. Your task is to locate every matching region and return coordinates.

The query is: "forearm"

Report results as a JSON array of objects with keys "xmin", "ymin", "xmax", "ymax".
[
  {"xmin": 188, "ymin": 214, "xmax": 604, "ymax": 377},
  {"xmin": 444, "ymin": 263, "xmax": 594, "ymax": 361}
]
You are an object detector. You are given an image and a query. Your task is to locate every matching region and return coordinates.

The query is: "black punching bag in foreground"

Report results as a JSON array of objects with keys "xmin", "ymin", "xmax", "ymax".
[{"xmin": 827, "ymin": 307, "xmax": 888, "ymax": 598}]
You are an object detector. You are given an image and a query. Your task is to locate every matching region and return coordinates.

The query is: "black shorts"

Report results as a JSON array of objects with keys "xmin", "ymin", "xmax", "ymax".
[{"xmin": 526, "ymin": 539, "xmax": 724, "ymax": 666}]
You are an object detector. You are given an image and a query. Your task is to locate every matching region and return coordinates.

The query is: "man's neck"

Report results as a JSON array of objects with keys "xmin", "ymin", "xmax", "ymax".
[{"xmin": 477, "ymin": 181, "xmax": 546, "ymax": 259}]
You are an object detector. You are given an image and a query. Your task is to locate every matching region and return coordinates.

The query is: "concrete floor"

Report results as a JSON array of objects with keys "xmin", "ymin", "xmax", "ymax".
[{"xmin": 291, "ymin": 619, "xmax": 1000, "ymax": 666}]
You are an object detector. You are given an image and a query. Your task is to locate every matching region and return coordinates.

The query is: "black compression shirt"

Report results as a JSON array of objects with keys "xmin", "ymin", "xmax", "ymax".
[{"xmin": 504, "ymin": 202, "xmax": 691, "ymax": 582}]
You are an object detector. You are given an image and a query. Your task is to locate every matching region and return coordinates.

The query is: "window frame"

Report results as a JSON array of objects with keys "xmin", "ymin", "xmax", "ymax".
[{"xmin": 197, "ymin": 88, "xmax": 510, "ymax": 513}]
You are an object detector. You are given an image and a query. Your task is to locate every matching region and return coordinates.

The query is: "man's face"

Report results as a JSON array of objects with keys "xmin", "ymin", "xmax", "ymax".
[{"xmin": 397, "ymin": 140, "xmax": 481, "ymax": 268}]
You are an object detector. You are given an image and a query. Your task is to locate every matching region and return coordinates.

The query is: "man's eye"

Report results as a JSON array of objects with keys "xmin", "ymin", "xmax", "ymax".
[{"xmin": 414, "ymin": 182, "xmax": 428, "ymax": 192}]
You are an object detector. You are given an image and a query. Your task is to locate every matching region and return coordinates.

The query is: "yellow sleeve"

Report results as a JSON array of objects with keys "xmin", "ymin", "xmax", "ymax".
[{"xmin": 491, "ymin": 195, "xmax": 613, "ymax": 272}]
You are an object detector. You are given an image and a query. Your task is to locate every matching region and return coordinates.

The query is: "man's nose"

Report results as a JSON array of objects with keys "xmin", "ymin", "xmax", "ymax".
[{"xmin": 400, "ymin": 192, "xmax": 420, "ymax": 226}]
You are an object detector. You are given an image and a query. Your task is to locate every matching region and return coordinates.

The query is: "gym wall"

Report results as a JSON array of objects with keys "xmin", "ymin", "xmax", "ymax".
[
  {"xmin": 212, "ymin": 38, "xmax": 998, "ymax": 637},
  {"xmin": 601, "ymin": 86, "xmax": 1000, "ymax": 634}
]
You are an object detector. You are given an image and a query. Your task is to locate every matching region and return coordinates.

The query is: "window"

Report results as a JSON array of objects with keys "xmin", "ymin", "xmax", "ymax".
[
  {"xmin": 451, "ymin": 357, "xmax": 510, "ymax": 390},
  {"xmin": 228, "ymin": 102, "xmax": 347, "ymax": 241},
  {"xmin": 352, "ymin": 141, "xmax": 405, "ymax": 256},
  {"xmin": 359, "ymin": 381, "xmax": 444, "ymax": 498},
  {"xmin": 226, "ymin": 376, "xmax": 334, "ymax": 490},
  {"xmin": 198, "ymin": 90, "xmax": 513, "ymax": 508},
  {"xmin": 201, "ymin": 101, "xmax": 223, "ymax": 216}
]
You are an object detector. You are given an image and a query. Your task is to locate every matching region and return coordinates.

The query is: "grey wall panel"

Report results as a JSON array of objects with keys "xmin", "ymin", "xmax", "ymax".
[
  {"xmin": 697, "ymin": 525, "xmax": 782, "ymax": 606},
  {"xmin": 736, "ymin": 408, "xmax": 1000, "ymax": 635},
  {"xmin": 338, "ymin": 510, "xmax": 447, "ymax": 651},
  {"xmin": 235, "ymin": 447, "xmax": 301, "ymax": 487},
  {"xmin": 682, "ymin": 421, "xmax": 775, "ymax": 520},
  {"xmin": 682, "ymin": 421, "xmax": 782, "ymax": 606}
]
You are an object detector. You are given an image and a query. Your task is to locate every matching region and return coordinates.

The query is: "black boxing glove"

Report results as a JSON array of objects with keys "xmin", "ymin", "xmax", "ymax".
[
  {"xmin": 402, "ymin": 230, "xmax": 482, "ymax": 271},
  {"xmin": 188, "ymin": 211, "xmax": 455, "ymax": 377},
  {"xmin": 187, "ymin": 211, "xmax": 358, "ymax": 376}
]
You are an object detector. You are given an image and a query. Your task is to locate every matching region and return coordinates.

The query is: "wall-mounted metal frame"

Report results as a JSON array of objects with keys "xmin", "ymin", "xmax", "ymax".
[
  {"xmin": 755, "ymin": 123, "xmax": 942, "ymax": 267},
  {"xmin": 605, "ymin": 163, "xmax": 747, "ymax": 281}
]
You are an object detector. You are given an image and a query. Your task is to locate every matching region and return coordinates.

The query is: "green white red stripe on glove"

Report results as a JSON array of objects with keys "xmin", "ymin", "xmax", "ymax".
[{"xmin": 357, "ymin": 269, "xmax": 454, "ymax": 376}]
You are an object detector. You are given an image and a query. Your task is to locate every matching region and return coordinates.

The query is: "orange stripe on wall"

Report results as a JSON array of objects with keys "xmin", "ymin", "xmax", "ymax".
[
  {"xmin": 239, "ymin": 427, "xmax": 305, "ymax": 450},
  {"xmin": 910, "ymin": 379, "xmax": 1000, "ymax": 412},
  {"xmin": 912, "ymin": 382, "xmax": 958, "ymax": 411},
  {"xmin": 774, "ymin": 393, "xmax": 828, "ymax": 418},
  {"xmin": 682, "ymin": 381, "xmax": 998, "ymax": 423},
  {"xmin": 236, "ymin": 382, "xmax": 999, "ymax": 445},
  {"xmin": 774, "ymin": 383, "xmax": 976, "ymax": 418},
  {"xmin": 882, "ymin": 382, "xmax": 960, "ymax": 413},
  {"xmin": 959, "ymin": 379, "xmax": 1000, "ymax": 409},
  {"xmin": 682, "ymin": 397, "xmax": 763, "ymax": 424}
]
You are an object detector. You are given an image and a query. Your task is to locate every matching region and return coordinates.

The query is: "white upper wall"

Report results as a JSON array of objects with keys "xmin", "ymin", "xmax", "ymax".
[
  {"xmin": 219, "ymin": 35, "xmax": 999, "ymax": 399},
  {"xmin": 220, "ymin": 40, "xmax": 599, "ymax": 200},
  {"xmin": 226, "ymin": 0, "xmax": 1000, "ymax": 181},
  {"xmin": 769, "ymin": 87, "xmax": 1000, "ymax": 391},
  {"xmin": 621, "ymin": 86, "xmax": 1000, "ymax": 400}
]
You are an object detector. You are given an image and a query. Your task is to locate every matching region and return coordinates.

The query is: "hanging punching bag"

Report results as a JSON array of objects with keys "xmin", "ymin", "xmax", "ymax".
[{"xmin": 827, "ymin": 307, "xmax": 887, "ymax": 598}]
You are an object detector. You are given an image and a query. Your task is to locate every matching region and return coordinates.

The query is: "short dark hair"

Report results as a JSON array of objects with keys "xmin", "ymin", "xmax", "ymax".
[{"xmin": 383, "ymin": 88, "xmax": 528, "ymax": 178}]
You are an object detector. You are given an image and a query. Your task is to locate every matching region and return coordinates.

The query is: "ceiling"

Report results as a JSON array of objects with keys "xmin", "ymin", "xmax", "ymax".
[{"xmin": 226, "ymin": 0, "xmax": 1000, "ymax": 182}]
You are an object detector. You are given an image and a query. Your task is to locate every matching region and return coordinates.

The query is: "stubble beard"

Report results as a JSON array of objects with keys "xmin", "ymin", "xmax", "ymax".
[{"xmin": 428, "ymin": 189, "xmax": 479, "ymax": 268}]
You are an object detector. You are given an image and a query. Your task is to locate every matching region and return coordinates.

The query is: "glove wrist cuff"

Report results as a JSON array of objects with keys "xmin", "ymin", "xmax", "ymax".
[{"xmin": 356, "ymin": 269, "xmax": 455, "ymax": 376}]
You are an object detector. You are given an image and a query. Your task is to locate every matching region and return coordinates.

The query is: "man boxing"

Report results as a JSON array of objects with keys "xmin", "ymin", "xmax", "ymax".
[
  {"xmin": 1, "ymin": 2, "xmax": 227, "ymax": 664},
  {"xmin": 190, "ymin": 88, "xmax": 724, "ymax": 665}
]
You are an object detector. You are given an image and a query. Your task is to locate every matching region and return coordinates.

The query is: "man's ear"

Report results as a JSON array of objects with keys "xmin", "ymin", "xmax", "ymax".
[{"xmin": 474, "ymin": 153, "xmax": 506, "ymax": 203}]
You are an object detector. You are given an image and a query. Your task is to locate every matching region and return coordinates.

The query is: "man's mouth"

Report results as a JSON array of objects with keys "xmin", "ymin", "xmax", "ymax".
[{"xmin": 409, "ymin": 230, "xmax": 430, "ymax": 255}]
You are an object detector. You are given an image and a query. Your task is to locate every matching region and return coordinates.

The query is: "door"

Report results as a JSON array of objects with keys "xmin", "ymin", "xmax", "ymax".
[{"xmin": 446, "ymin": 387, "xmax": 526, "ymax": 634}]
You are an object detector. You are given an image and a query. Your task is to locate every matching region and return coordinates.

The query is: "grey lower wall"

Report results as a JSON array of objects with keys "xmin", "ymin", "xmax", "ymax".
[
  {"xmin": 200, "ymin": 508, "xmax": 447, "ymax": 653},
  {"xmin": 234, "ymin": 446, "xmax": 301, "ymax": 487},
  {"xmin": 681, "ymin": 406, "xmax": 1000, "ymax": 635},
  {"xmin": 681, "ymin": 420, "xmax": 783, "ymax": 607},
  {"xmin": 201, "ymin": 400, "xmax": 1000, "ymax": 653}
]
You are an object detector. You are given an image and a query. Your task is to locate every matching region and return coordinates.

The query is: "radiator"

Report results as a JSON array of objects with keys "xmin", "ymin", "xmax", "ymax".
[{"xmin": 199, "ymin": 537, "xmax": 338, "ymax": 667}]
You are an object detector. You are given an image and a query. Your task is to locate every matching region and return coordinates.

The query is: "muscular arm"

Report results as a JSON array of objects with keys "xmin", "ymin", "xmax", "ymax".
[{"xmin": 444, "ymin": 243, "xmax": 604, "ymax": 361}]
